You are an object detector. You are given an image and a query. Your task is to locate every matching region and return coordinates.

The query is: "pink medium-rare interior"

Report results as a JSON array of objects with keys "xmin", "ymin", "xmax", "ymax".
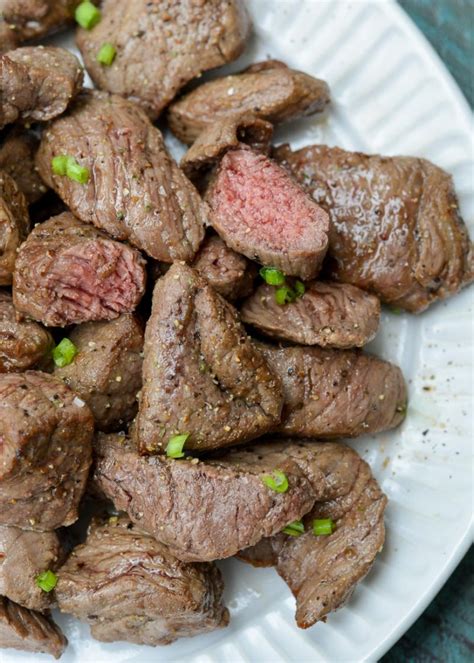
[
  {"xmin": 47, "ymin": 239, "xmax": 145, "ymax": 324},
  {"xmin": 211, "ymin": 149, "xmax": 324, "ymax": 249}
]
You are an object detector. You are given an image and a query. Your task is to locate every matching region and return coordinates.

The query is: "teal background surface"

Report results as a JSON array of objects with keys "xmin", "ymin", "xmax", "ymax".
[{"xmin": 384, "ymin": 1, "xmax": 473, "ymax": 661}]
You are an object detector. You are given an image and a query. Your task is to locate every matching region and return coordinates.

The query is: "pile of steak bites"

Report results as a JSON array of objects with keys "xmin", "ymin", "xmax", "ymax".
[{"xmin": 0, "ymin": 0, "xmax": 471, "ymax": 658}]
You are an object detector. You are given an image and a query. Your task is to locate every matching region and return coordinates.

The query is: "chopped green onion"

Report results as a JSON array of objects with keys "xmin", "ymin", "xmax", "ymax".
[
  {"xmin": 390, "ymin": 307, "xmax": 402, "ymax": 315},
  {"xmin": 259, "ymin": 266, "xmax": 286, "ymax": 286},
  {"xmin": 275, "ymin": 285, "xmax": 296, "ymax": 306},
  {"xmin": 75, "ymin": 1, "xmax": 101, "ymax": 29},
  {"xmin": 282, "ymin": 520, "xmax": 304, "ymax": 536},
  {"xmin": 51, "ymin": 155, "xmax": 69, "ymax": 176},
  {"xmin": 312, "ymin": 518, "xmax": 335, "ymax": 536},
  {"xmin": 52, "ymin": 338, "xmax": 78, "ymax": 368},
  {"xmin": 261, "ymin": 470, "xmax": 289, "ymax": 493},
  {"xmin": 166, "ymin": 433, "xmax": 189, "ymax": 459},
  {"xmin": 35, "ymin": 570, "xmax": 57, "ymax": 592},
  {"xmin": 293, "ymin": 280, "xmax": 306, "ymax": 298},
  {"xmin": 66, "ymin": 158, "xmax": 89, "ymax": 184},
  {"xmin": 97, "ymin": 42, "xmax": 116, "ymax": 66}
]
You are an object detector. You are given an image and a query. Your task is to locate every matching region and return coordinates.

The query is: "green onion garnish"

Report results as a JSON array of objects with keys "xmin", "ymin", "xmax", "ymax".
[
  {"xmin": 51, "ymin": 156, "xmax": 89, "ymax": 185},
  {"xmin": 282, "ymin": 520, "xmax": 304, "ymax": 536},
  {"xmin": 275, "ymin": 286, "xmax": 296, "ymax": 306},
  {"xmin": 259, "ymin": 266, "xmax": 286, "ymax": 286},
  {"xmin": 52, "ymin": 338, "xmax": 78, "ymax": 368},
  {"xmin": 35, "ymin": 570, "xmax": 57, "ymax": 592},
  {"xmin": 97, "ymin": 42, "xmax": 116, "ymax": 66},
  {"xmin": 166, "ymin": 433, "xmax": 189, "ymax": 459},
  {"xmin": 294, "ymin": 280, "xmax": 305, "ymax": 298},
  {"xmin": 261, "ymin": 470, "xmax": 289, "ymax": 493},
  {"xmin": 51, "ymin": 155, "xmax": 69, "ymax": 176},
  {"xmin": 312, "ymin": 518, "xmax": 335, "ymax": 536},
  {"xmin": 75, "ymin": 2, "xmax": 101, "ymax": 30}
]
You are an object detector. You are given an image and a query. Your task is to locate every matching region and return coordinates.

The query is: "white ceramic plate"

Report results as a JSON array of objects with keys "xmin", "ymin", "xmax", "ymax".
[{"xmin": 4, "ymin": 1, "xmax": 473, "ymax": 661}]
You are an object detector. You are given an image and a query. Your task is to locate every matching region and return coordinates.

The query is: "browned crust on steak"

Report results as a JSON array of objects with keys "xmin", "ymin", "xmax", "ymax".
[
  {"xmin": 168, "ymin": 59, "xmax": 330, "ymax": 144},
  {"xmin": 0, "ymin": 0, "xmax": 80, "ymax": 50},
  {"xmin": 76, "ymin": 0, "xmax": 250, "ymax": 119},
  {"xmin": 0, "ymin": 169, "xmax": 29, "ymax": 286},
  {"xmin": 0, "ymin": 128, "xmax": 46, "ymax": 204}
]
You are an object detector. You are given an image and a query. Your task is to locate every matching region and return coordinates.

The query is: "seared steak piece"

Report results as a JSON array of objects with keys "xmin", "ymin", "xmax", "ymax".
[
  {"xmin": 0, "ymin": 524, "xmax": 62, "ymax": 611},
  {"xmin": 0, "ymin": 371, "xmax": 94, "ymax": 530},
  {"xmin": 93, "ymin": 433, "xmax": 318, "ymax": 562},
  {"xmin": 193, "ymin": 233, "xmax": 256, "ymax": 300},
  {"xmin": 181, "ymin": 114, "xmax": 273, "ymax": 182},
  {"xmin": 239, "ymin": 442, "xmax": 387, "ymax": 629},
  {"xmin": 76, "ymin": 0, "xmax": 250, "ymax": 119},
  {"xmin": 274, "ymin": 144, "xmax": 473, "ymax": 312},
  {"xmin": 0, "ymin": 46, "xmax": 83, "ymax": 129},
  {"xmin": 134, "ymin": 263, "xmax": 282, "ymax": 454},
  {"xmin": 169, "ymin": 60, "xmax": 330, "ymax": 145},
  {"xmin": 0, "ymin": 169, "xmax": 29, "ymax": 286},
  {"xmin": 206, "ymin": 148, "xmax": 329, "ymax": 280},
  {"xmin": 0, "ymin": 128, "xmax": 45, "ymax": 203},
  {"xmin": 0, "ymin": 596, "xmax": 67, "ymax": 659},
  {"xmin": 0, "ymin": 0, "xmax": 79, "ymax": 50},
  {"xmin": 241, "ymin": 281, "xmax": 380, "ymax": 348},
  {"xmin": 56, "ymin": 515, "xmax": 229, "ymax": 645},
  {"xmin": 36, "ymin": 91, "xmax": 206, "ymax": 262},
  {"xmin": 0, "ymin": 292, "xmax": 53, "ymax": 373},
  {"xmin": 13, "ymin": 212, "xmax": 146, "ymax": 327},
  {"xmin": 54, "ymin": 314, "xmax": 143, "ymax": 431},
  {"xmin": 258, "ymin": 343, "xmax": 407, "ymax": 438}
]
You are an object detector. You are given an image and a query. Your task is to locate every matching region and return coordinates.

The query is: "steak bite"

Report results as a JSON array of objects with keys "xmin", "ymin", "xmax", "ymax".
[
  {"xmin": 76, "ymin": 0, "xmax": 250, "ymax": 119},
  {"xmin": 181, "ymin": 114, "xmax": 273, "ymax": 182},
  {"xmin": 0, "ymin": 0, "xmax": 79, "ymax": 50},
  {"xmin": 0, "ymin": 292, "xmax": 53, "ymax": 373},
  {"xmin": 56, "ymin": 515, "xmax": 229, "ymax": 645},
  {"xmin": 192, "ymin": 233, "xmax": 256, "ymax": 300},
  {"xmin": 206, "ymin": 148, "xmax": 330, "ymax": 280},
  {"xmin": 0, "ymin": 371, "xmax": 94, "ymax": 530},
  {"xmin": 274, "ymin": 144, "xmax": 473, "ymax": 312},
  {"xmin": 258, "ymin": 343, "xmax": 407, "ymax": 438},
  {"xmin": 134, "ymin": 263, "xmax": 282, "ymax": 454},
  {"xmin": 13, "ymin": 212, "xmax": 146, "ymax": 327},
  {"xmin": 0, "ymin": 169, "xmax": 29, "ymax": 286},
  {"xmin": 93, "ymin": 433, "xmax": 317, "ymax": 562},
  {"xmin": 54, "ymin": 314, "xmax": 144, "ymax": 431},
  {"xmin": 0, "ymin": 524, "xmax": 62, "ymax": 612},
  {"xmin": 0, "ymin": 596, "xmax": 67, "ymax": 659},
  {"xmin": 0, "ymin": 128, "xmax": 46, "ymax": 204},
  {"xmin": 36, "ymin": 91, "xmax": 206, "ymax": 262},
  {"xmin": 168, "ymin": 60, "xmax": 330, "ymax": 145},
  {"xmin": 238, "ymin": 442, "xmax": 387, "ymax": 629},
  {"xmin": 241, "ymin": 281, "xmax": 380, "ymax": 348},
  {"xmin": 0, "ymin": 46, "xmax": 83, "ymax": 129}
]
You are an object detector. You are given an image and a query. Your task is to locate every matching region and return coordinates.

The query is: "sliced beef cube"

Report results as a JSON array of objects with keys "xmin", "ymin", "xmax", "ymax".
[
  {"xmin": 56, "ymin": 515, "xmax": 229, "ymax": 645},
  {"xmin": 238, "ymin": 442, "xmax": 387, "ymax": 629},
  {"xmin": 0, "ymin": 524, "xmax": 62, "ymax": 611},
  {"xmin": 36, "ymin": 91, "xmax": 206, "ymax": 262},
  {"xmin": 54, "ymin": 314, "xmax": 143, "ymax": 431},
  {"xmin": 0, "ymin": 128, "xmax": 46, "ymax": 203},
  {"xmin": 0, "ymin": 596, "xmax": 67, "ymax": 659},
  {"xmin": 206, "ymin": 148, "xmax": 329, "ymax": 280},
  {"xmin": 274, "ymin": 144, "xmax": 473, "ymax": 312},
  {"xmin": 0, "ymin": 0, "xmax": 79, "ymax": 51},
  {"xmin": 241, "ymin": 281, "xmax": 380, "ymax": 348},
  {"xmin": 192, "ymin": 233, "xmax": 256, "ymax": 301},
  {"xmin": 0, "ymin": 370, "xmax": 94, "ymax": 530},
  {"xmin": 0, "ymin": 169, "xmax": 29, "ymax": 286},
  {"xmin": 0, "ymin": 291, "xmax": 53, "ymax": 372},
  {"xmin": 168, "ymin": 60, "xmax": 330, "ymax": 144},
  {"xmin": 13, "ymin": 212, "xmax": 146, "ymax": 327},
  {"xmin": 258, "ymin": 343, "xmax": 407, "ymax": 438},
  {"xmin": 93, "ymin": 433, "xmax": 318, "ymax": 562},
  {"xmin": 181, "ymin": 114, "xmax": 273, "ymax": 182},
  {"xmin": 134, "ymin": 263, "xmax": 282, "ymax": 454},
  {"xmin": 76, "ymin": 0, "xmax": 250, "ymax": 119},
  {"xmin": 0, "ymin": 46, "xmax": 83, "ymax": 129}
]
